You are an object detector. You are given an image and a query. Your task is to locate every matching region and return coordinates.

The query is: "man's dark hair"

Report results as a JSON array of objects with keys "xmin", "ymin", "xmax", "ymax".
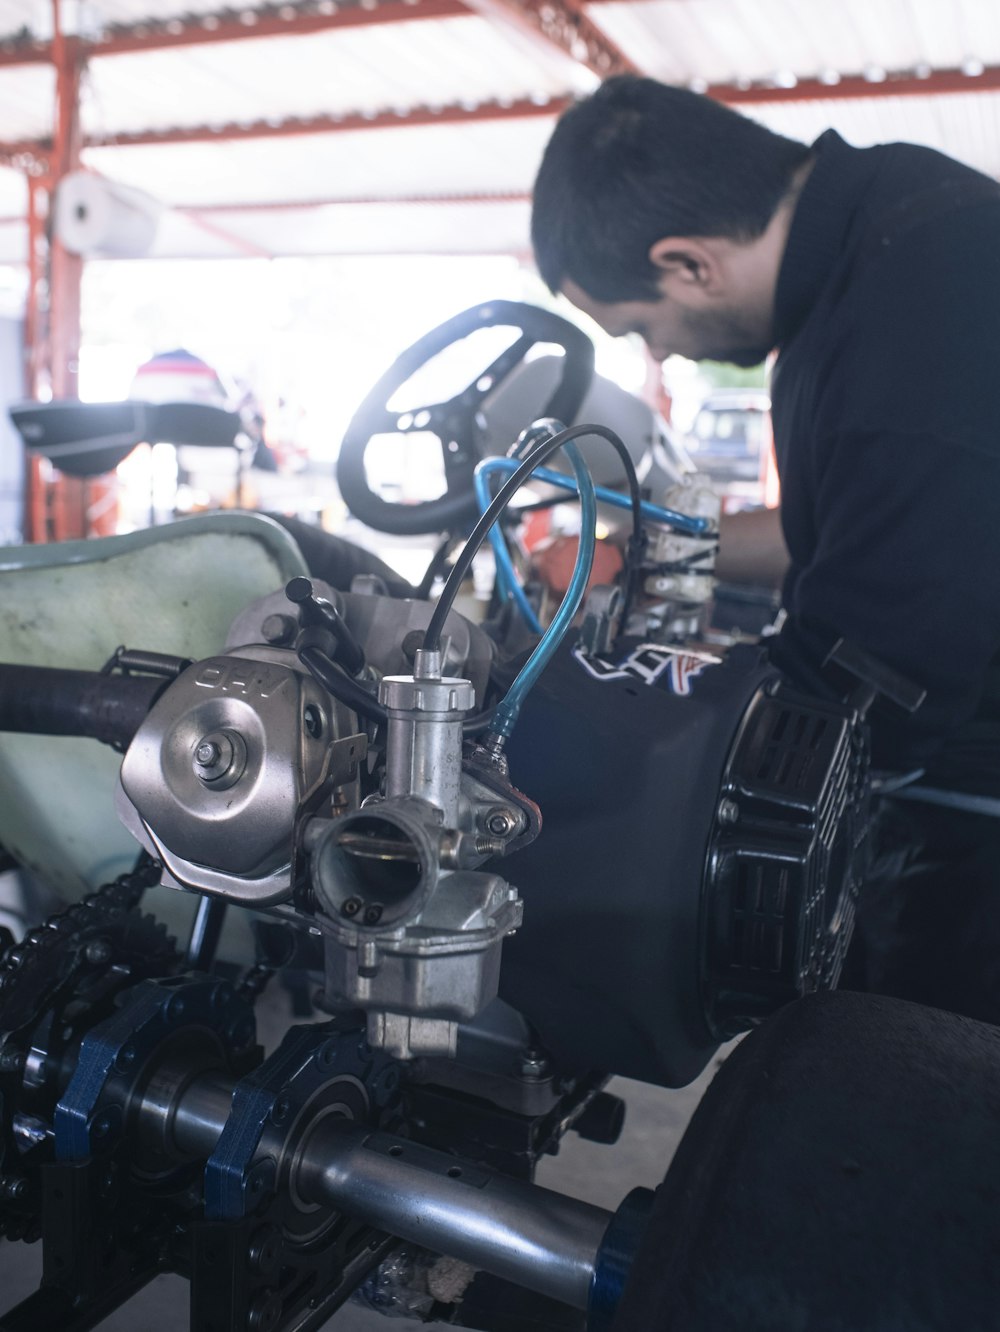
[{"xmin": 532, "ymin": 75, "xmax": 812, "ymax": 302}]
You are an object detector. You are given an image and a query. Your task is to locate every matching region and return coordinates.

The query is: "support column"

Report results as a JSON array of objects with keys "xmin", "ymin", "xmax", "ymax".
[
  {"xmin": 47, "ymin": 0, "xmax": 88, "ymax": 539},
  {"xmin": 24, "ymin": 172, "xmax": 51, "ymax": 541},
  {"xmin": 24, "ymin": 2, "xmax": 117, "ymax": 542}
]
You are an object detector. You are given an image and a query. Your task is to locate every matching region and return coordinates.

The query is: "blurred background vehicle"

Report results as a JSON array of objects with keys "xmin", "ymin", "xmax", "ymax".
[{"xmin": 683, "ymin": 387, "xmax": 776, "ymax": 511}]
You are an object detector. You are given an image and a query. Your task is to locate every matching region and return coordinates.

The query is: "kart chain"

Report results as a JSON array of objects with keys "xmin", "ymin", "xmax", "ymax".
[
  {"xmin": 0, "ymin": 853, "xmax": 175, "ymax": 1239},
  {"xmin": 0, "ymin": 853, "xmax": 165, "ymax": 1009}
]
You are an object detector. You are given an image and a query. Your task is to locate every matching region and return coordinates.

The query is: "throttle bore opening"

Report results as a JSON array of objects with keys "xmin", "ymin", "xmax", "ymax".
[{"xmin": 327, "ymin": 814, "xmax": 427, "ymax": 926}]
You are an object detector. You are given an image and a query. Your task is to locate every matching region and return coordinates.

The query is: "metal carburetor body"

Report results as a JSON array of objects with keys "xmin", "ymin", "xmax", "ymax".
[{"xmin": 309, "ymin": 648, "xmax": 530, "ymax": 1060}]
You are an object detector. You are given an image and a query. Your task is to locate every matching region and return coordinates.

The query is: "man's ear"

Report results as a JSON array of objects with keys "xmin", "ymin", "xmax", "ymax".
[{"xmin": 647, "ymin": 237, "xmax": 719, "ymax": 291}]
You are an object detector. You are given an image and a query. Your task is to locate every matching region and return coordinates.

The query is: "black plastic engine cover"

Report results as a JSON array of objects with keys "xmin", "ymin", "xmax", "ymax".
[
  {"xmin": 501, "ymin": 639, "xmax": 770, "ymax": 1088},
  {"xmin": 500, "ymin": 639, "xmax": 868, "ymax": 1088}
]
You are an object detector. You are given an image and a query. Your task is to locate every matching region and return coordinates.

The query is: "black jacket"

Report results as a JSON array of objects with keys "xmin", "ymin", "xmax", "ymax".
[{"xmin": 767, "ymin": 129, "xmax": 1000, "ymax": 784}]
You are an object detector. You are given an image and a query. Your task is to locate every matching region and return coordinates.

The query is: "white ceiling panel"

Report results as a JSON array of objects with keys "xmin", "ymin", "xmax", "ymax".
[
  {"xmin": 149, "ymin": 196, "xmax": 532, "ymax": 256},
  {"xmin": 0, "ymin": 64, "xmax": 54, "ymax": 143},
  {"xmin": 83, "ymin": 115, "xmax": 557, "ymax": 206},
  {"xmin": 0, "ymin": 164, "xmax": 26, "ymax": 264}
]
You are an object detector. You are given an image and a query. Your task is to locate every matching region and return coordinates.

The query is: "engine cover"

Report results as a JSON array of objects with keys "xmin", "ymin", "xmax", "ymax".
[
  {"xmin": 117, "ymin": 644, "xmax": 364, "ymax": 904},
  {"xmin": 500, "ymin": 639, "xmax": 869, "ymax": 1088}
]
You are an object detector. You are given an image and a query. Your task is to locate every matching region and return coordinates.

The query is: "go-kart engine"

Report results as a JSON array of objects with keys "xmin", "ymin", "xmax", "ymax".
[
  {"xmin": 116, "ymin": 580, "xmax": 529, "ymax": 1061},
  {"xmin": 113, "ymin": 575, "xmax": 869, "ymax": 1086}
]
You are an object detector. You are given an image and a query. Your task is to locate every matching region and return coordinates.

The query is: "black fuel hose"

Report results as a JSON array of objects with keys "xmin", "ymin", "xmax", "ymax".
[{"xmin": 0, "ymin": 664, "xmax": 168, "ymax": 748}]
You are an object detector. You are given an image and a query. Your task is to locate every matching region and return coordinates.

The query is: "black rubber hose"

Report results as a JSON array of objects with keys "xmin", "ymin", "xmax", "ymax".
[
  {"xmin": 298, "ymin": 644, "xmax": 494, "ymax": 736},
  {"xmin": 297, "ymin": 645, "xmax": 388, "ymax": 724},
  {"xmin": 0, "ymin": 664, "xmax": 167, "ymax": 748}
]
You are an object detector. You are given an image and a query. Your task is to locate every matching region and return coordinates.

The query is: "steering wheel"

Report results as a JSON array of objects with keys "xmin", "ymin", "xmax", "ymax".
[{"xmin": 336, "ymin": 300, "xmax": 595, "ymax": 536}]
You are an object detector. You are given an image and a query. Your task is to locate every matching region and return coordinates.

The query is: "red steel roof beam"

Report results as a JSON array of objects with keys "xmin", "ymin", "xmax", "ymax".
[
  {"xmin": 89, "ymin": 0, "xmax": 470, "ymax": 55},
  {"xmin": 460, "ymin": 0, "xmax": 636, "ymax": 78},
  {"xmin": 708, "ymin": 64, "xmax": 1000, "ymax": 104},
  {"xmin": 6, "ymin": 62, "xmax": 1000, "ymax": 162},
  {"xmin": 0, "ymin": 39, "xmax": 49, "ymax": 69},
  {"xmin": 0, "ymin": 1, "xmax": 468, "ymax": 67},
  {"xmin": 84, "ymin": 96, "xmax": 571, "ymax": 149}
]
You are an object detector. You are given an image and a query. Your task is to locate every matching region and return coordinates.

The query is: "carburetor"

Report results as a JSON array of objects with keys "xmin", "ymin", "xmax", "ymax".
[{"xmin": 307, "ymin": 646, "xmax": 535, "ymax": 1060}]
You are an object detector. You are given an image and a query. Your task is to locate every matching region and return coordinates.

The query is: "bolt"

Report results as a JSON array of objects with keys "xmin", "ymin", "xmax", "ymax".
[
  {"xmin": 485, "ymin": 807, "xmax": 518, "ymax": 838},
  {"xmin": 717, "ymin": 798, "xmax": 740, "ymax": 827},
  {"xmin": 341, "ymin": 897, "xmax": 362, "ymax": 918},
  {"xmin": 192, "ymin": 730, "xmax": 244, "ymax": 786},
  {"xmin": 0, "ymin": 1175, "xmax": 26, "ymax": 1201},
  {"xmin": 269, "ymin": 1095, "xmax": 291, "ymax": 1126},
  {"xmin": 245, "ymin": 1162, "xmax": 274, "ymax": 1206},
  {"xmin": 85, "ymin": 938, "xmax": 112, "ymax": 966},
  {"xmin": 247, "ymin": 1289, "xmax": 283, "ymax": 1332},
  {"xmin": 247, "ymin": 1227, "xmax": 280, "ymax": 1276},
  {"xmin": 400, "ymin": 629, "xmax": 425, "ymax": 663},
  {"xmin": 91, "ymin": 1111, "xmax": 115, "ymax": 1140},
  {"xmin": 114, "ymin": 1044, "xmax": 136, "ymax": 1072},
  {"xmin": 0, "ymin": 1048, "xmax": 24, "ymax": 1073},
  {"xmin": 316, "ymin": 1039, "xmax": 338, "ymax": 1070},
  {"xmin": 475, "ymin": 836, "xmax": 506, "ymax": 858},
  {"xmin": 363, "ymin": 904, "xmax": 383, "ymax": 926},
  {"xmin": 261, "ymin": 612, "xmax": 296, "ymax": 646},
  {"xmin": 519, "ymin": 1048, "xmax": 550, "ymax": 1081}
]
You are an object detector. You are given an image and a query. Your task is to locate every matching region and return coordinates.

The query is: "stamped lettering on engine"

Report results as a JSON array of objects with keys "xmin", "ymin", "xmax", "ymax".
[{"xmin": 194, "ymin": 661, "xmax": 292, "ymax": 698}]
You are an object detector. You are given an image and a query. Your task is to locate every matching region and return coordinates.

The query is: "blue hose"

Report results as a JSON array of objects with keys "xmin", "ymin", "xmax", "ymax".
[
  {"xmin": 473, "ymin": 455, "xmax": 710, "ymax": 638},
  {"xmin": 474, "ymin": 457, "xmax": 710, "ymax": 536},
  {"xmin": 473, "ymin": 462, "xmax": 543, "ymax": 633},
  {"xmin": 485, "ymin": 443, "xmax": 597, "ymax": 741}
]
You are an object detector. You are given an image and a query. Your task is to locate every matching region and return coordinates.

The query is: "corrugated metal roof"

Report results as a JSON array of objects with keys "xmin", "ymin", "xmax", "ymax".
[
  {"xmin": 82, "ymin": 18, "xmax": 583, "ymax": 138},
  {"xmin": 750, "ymin": 89, "xmax": 1000, "ymax": 181},
  {"xmin": 1, "ymin": 0, "xmax": 1000, "ymax": 262},
  {"xmin": 591, "ymin": 0, "xmax": 1000, "ymax": 86},
  {"xmin": 86, "ymin": 115, "xmax": 555, "ymax": 205}
]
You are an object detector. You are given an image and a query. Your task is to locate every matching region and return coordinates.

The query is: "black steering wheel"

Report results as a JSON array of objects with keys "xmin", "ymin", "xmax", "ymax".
[{"xmin": 336, "ymin": 300, "xmax": 595, "ymax": 536}]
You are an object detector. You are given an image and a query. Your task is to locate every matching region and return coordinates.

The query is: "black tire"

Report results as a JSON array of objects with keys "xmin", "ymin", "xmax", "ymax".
[{"xmin": 614, "ymin": 990, "xmax": 1000, "ymax": 1331}]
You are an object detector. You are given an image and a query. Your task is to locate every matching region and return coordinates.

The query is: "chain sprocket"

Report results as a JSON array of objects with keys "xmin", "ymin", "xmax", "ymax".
[{"xmin": 0, "ymin": 855, "xmax": 177, "ymax": 1239}]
